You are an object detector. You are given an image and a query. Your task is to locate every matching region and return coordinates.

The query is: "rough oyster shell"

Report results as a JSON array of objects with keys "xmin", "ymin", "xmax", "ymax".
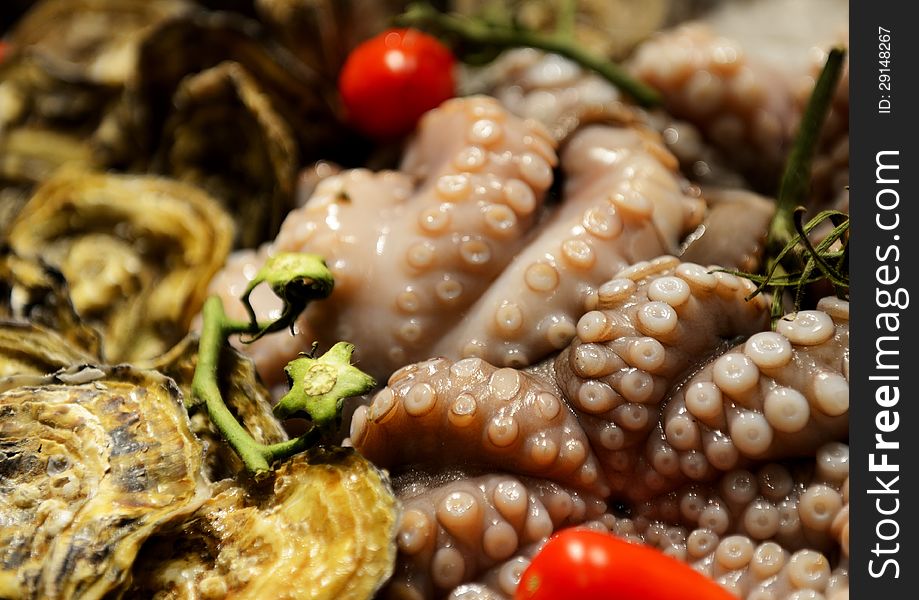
[
  {"xmin": 0, "ymin": 249, "xmax": 103, "ymax": 358},
  {"xmin": 9, "ymin": 0, "xmax": 191, "ymax": 86},
  {"xmin": 7, "ymin": 171, "xmax": 234, "ymax": 362},
  {"xmin": 90, "ymin": 8, "xmax": 342, "ymax": 247},
  {"xmin": 0, "ymin": 128, "xmax": 93, "ymax": 234},
  {"xmin": 125, "ymin": 448, "xmax": 400, "ymax": 600},
  {"xmin": 152, "ymin": 61, "xmax": 298, "ymax": 248},
  {"xmin": 0, "ymin": 366, "xmax": 210, "ymax": 599},
  {"xmin": 129, "ymin": 9, "xmax": 332, "ymax": 151},
  {"xmin": 0, "ymin": 52, "xmax": 119, "ymax": 136},
  {"xmin": 1, "ymin": 0, "xmax": 191, "ymax": 147},
  {"xmin": 0, "ymin": 321, "xmax": 95, "ymax": 378}
]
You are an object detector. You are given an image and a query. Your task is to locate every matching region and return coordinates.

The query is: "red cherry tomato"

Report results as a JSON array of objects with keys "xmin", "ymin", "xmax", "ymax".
[
  {"xmin": 338, "ymin": 28, "xmax": 455, "ymax": 140},
  {"xmin": 515, "ymin": 529, "xmax": 737, "ymax": 600}
]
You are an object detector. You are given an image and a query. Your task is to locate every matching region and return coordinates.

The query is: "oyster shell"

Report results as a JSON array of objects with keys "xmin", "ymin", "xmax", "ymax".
[
  {"xmin": 6, "ymin": 171, "xmax": 234, "ymax": 362},
  {"xmin": 125, "ymin": 448, "xmax": 400, "ymax": 600},
  {"xmin": 9, "ymin": 0, "xmax": 191, "ymax": 86},
  {"xmin": 0, "ymin": 322, "xmax": 95, "ymax": 378},
  {"xmin": 0, "ymin": 128, "xmax": 92, "ymax": 233},
  {"xmin": 0, "ymin": 52, "xmax": 119, "ymax": 135},
  {"xmin": 0, "ymin": 249, "xmax": 103, "ymax": 358},
  {"xmin": 129, "ymin": 9, "xmax": 332, "ymax": 152},
  {"xmin": 91, "ymin": 8, "xmax": 343, "ymax": 246},
  {"xmin": 152, "ymin": 61, "xmax": 298, "ymax": 248},
  {"xmin": 0, "ymin": 366, "xmax": 210, "ymax": 599},
  {"xmin": 1, "ymin": 0, "xmax": 191, "ymax": 147}
]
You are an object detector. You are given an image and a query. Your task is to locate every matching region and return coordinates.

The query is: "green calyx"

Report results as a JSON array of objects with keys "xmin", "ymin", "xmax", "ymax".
[
  {"xmin": 240, "ymin": 252, "xmax": 334, "ymax": 342},
  {"xmin": 274, "ymin": 342, "xmax": 376, "ymax": 425}
]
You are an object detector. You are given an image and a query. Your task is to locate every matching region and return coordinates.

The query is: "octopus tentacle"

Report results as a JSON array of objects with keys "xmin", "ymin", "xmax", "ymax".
[
  {"xmin": 629, "ymin": 22, "xmax": 849, "ymax": 203},
  {"xmin": 211, "ymin": 113, "xmax": 725, "ymax": 388},
  {"xmin": 604, "ymin": 514, "xmax": 849, "ymax": 599},
  {"xmin": 652, "ymin": 302, "xmax": 848, "ymax": 485},
  {"xmin": 351, "ymin": 357, "xmax": 609, "ymax": 496},
  {"xmin": 679, "ymin": 188, "xmax": 775, "ymax": 272},
  {"xmin": 830, "ymin": 476, "xmax": 849, "ymax": 559},
  {"xmin": 431, "ymin": 124, "xmax": 705, "ymax": 368},
  {"xmin": 210, "ymin": 96, "xmax": 557, "ymax": 382},
  {"xmin": 384, "ymin": 472, "xmax": 606, "ymax": 599},
  {"xmin": 628, "ymin": 24, "xmax": 798, "ymax": 189},
  {"xmin": 348, "ymin": 269, "xmax": 848, "ymax": 599},
  {"xmin": 553, "ymin": 257, "xmax": 771, "ymax": 499},
  {"xmin": 635, "ymin": 442, "xmax": 849, "ymax": 556},
  {"xmin": 281, "ymin": 96, "xmax": 557, "ymax": 377}
]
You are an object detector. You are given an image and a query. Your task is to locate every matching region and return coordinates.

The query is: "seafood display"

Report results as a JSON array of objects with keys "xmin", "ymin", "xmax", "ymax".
[
  {"xmin": 349, "ymin": 261, "xmax": 849, "ymax": 598},
  {"xmin": 0, "ymin": 1, "xmax": 849, "ymax": 599},
  {"xmin": 210, "ymin": 103, "xmax": 707, "ymax": 384}
]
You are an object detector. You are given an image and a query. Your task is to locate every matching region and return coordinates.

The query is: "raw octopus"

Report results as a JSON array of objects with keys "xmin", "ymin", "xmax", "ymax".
[
  {"xmin": 208, "ymin": 96, "xmax": 706, "ymax": 384},
  {"xmin": 204, "ymin": 11, "xmax": 851, "ymax": 599},
  {"xmin": 627, "ymin": 4, "xmax": 849, "ymax": 205},
  {"xmin": 349, "ymin": 259, "xmax": 849, "ymax": 599}
]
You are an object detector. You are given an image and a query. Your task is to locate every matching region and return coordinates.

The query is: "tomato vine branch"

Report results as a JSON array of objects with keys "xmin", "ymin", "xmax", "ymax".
[
  {"xmin": 715, "ymin": 47, "xmax": 848, "ymax": 322},
  {"xmin": 189, "ymin": 253, "xmax": 374, "ymax": 476},
  {"xmin": 395, "ymin": 2, "xmax": 661, "ymax": 107}
]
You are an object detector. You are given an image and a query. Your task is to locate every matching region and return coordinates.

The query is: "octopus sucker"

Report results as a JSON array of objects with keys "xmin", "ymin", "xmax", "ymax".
[
  {"xmin": 212, "ymin": 87, "xmax": 784, "ymax": 391},
  {"xmin": 628, "ymin": 14, "xmax": 849, "ymax": 201},
  {"xmin": 211, "ymin": 110, "xmax": 715, "ymax": 385},
  {"xmin": 383, "ymin": 471, "xmax": 605, "ymax": 599},
  {"xmin": 0, "ymin": 3, "xmax": 853, "ymax": 599},
  {"xmin": 446, "ymin": 515, "xmax": 848, "ymax": 600},
  {"xmin": 635, "ymin": 443, "xmax": 849, "ymax": 554},
  {"xmin": 629, "ymin": 23, "xmax": 794, "ymax": 184},
  {"xmin": 650, "ymin": 314, "xmax": 849, "ymax": 485}
]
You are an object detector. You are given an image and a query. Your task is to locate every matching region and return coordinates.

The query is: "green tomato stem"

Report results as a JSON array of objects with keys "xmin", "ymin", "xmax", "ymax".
[
  {"xmin": 192, "ymin": 296, "xmax": 272, "ymax": 473},
  {"xmin": 263, "ymin": 428, "xmax": 323, "ymax": 462},
  {"xmin": 768, "ymin": 46, "xmax": 846, "ymax": 268},
  {"xmin": 191, "ymin": 296, "xmax": 330, "ymax": 476},
  {"xmin": 397, "ymin": 3, "xmax": 661, "ymax": 107},
  {"xmin": 555, "ymin": 0, "xmax": 577, "ymax": 40}
]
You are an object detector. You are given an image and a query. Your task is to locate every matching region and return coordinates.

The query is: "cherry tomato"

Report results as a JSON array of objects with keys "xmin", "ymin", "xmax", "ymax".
[
  {"xmin": 516, "ymin": 529, "xmax": 737, "ymax": 600},
  {"xmin": 0, "ymin": 40, "xmax": 10, "ymax": 63},
  {"xmin": 338, "ymin": 28, "xmax": 455, "ymax": 140}
]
